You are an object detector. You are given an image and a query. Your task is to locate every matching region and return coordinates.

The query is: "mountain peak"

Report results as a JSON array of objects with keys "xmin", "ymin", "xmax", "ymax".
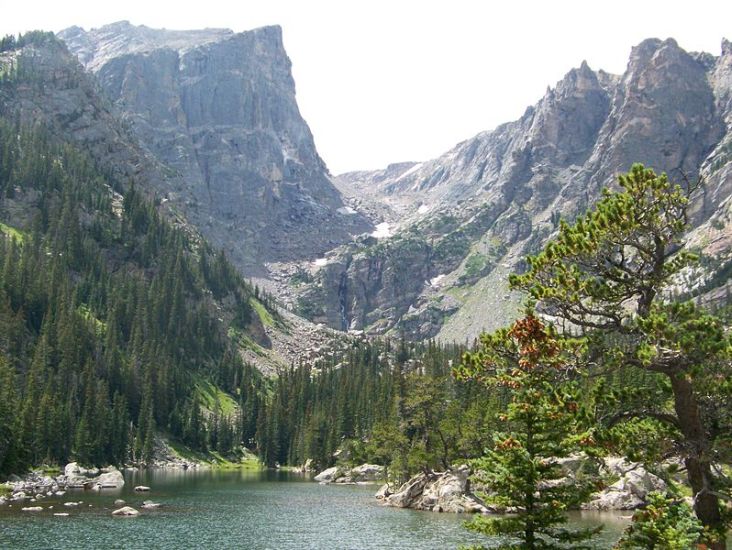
[
  {"xmin": 58, "ymin": 22, "xmax": 235, "ymax": 71},
  {"xmin": 722, "ymin": 37, "xmax": 732, "ymax": 56}
]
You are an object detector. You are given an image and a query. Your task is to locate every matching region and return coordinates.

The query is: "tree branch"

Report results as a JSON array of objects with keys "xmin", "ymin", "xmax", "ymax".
[{"xmin": 603, "ymin": 410, "xmax": 681, "ymax": 430}]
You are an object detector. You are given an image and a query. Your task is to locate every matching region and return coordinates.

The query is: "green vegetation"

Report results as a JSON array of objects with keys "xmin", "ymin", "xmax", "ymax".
[
  {"xmin": 458, "ymin": 315, "xmax": 601, "ymax": 549},
  {"xmin": 0, "ymin": 113, "xmax": 270, "ymax": 476},
  {"xmin": 510, "ymin": 165, "xmax": 732, "ymax": 549},
  {"xmin": 256, "ymin": 338, "xmax": 495, "ymax": 479},
  {"xmin": 228, "ymin": 327, "xmax": 268, "ymax": 357},
  {"xmin": 615, "ymin": 492, "xmax": 703, "ymax": 549},
  {"xmin": 295, "ymin": 295, "xmax": 325, "ymax": 320},
  {"xmin": 462, "ymin": 252, "xmax": 489, "ymax": 279},
  {"xmin": 196, "ymin": 380, "xmax": 239, "ymax": 417},
  {"xmin": 250, "ymin": 297, "xmax": 275, "ymax": 328},
  {"xmin": 0, "ymin": 222, "xmax": 25, "ymax": 242},
  {"xmin": 289, "ymin": 268, "xmax": 313, "ymax": 286},
  {"xmin": 165, "ymin": 439, "xmax": 262, "ymax": 470},
  {"xmin": 0, "ymin": 31, "xmax": 56, "ymax": 53}
]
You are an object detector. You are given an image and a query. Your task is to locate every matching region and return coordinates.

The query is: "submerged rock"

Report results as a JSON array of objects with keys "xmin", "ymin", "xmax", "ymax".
[
  {"xmin": 112, "ymin": 506, "xmax": 140, "ymax": 516},
  {"xmin": 134, "ymin": 486, "xmax": 151, "ymax": 492}
]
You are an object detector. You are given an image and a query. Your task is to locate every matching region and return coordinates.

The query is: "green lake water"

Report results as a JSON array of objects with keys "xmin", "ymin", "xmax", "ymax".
[{"xmin": 0, "ymin": 469, "xmax": 630, "ymax": 549}]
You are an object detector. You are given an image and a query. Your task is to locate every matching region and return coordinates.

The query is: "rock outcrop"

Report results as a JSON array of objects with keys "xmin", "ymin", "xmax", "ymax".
[
  {"xmin": 313, "ymin": 466, "xmax": 341, "ymax": 483},
  {"xmin": 583, "ymin": 457, "xmax": 667, "ymax": 511},
  {"xmin": 63, "ymin": 463, "xmax": 125, "ymax": 489},
  {"xmin": 378, "ymin": 465, "xmax": 489, "ymax": 513},
  {"xmin": 4, "ymin": 464, "xmax": 124, "ymax": 499},
  {"xmin": 9, "ymin": 26, "xmax": 732, "ymax": 353},
  {"xmin": 374, "ymin": 456, "xmax": 670, "ymax": 514},
  {"xmin": 94, "ymin": 470, "xmax": 125, "ymax": 488},
  {"xmin": 550, "ymin": 455, "xmax": 668, "ymax": 511}
]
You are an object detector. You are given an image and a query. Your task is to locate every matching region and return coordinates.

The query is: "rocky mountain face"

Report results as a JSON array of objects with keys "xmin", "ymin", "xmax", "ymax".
[
  {"xmin": 17, "ymin": 27, "xmax": 731, "ymax": 344},
  {"xmin": 289, "ymin": 38, "xmax": 732, "ymax": 341},
  {"xmin": 0, "ymin": 32, "xmax": 355, "ymax": 374},
  {"xmin": 58, "ymin": 22, "xmax": 370, "ymax": 275}
]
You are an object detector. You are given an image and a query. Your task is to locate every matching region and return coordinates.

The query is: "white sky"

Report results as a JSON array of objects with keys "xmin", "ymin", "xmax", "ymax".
[{"xmin": 2, "ymin": 0, "xmax": 731, "ymax": 174}]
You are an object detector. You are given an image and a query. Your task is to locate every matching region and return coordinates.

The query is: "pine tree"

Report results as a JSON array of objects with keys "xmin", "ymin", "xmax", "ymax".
[
  {"xmin": 0, "ymin": 356, "xmax": 18, "ymax": 475},
  {"xmin": 457, "ymin": 315, "xmax": 600, "ymax": 549},
  {"xmin": 509, "ymin": 165, "xmax": 732, "ymax": 548},
  {"xmin": 614, "ymin": 492, "xmax": 703, "ymax": 549}
]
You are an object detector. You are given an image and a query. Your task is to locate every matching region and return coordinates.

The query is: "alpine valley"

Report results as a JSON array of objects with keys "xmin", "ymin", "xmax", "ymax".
[{"xmin": 0, "ymin": 21, "xmax": 731, "ymax": 550}]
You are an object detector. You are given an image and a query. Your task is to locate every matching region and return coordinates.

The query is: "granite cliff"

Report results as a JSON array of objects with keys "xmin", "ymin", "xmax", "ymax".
[{"xmin": 58, "ymin": 22, "xmax": 370, "ymax": 275}]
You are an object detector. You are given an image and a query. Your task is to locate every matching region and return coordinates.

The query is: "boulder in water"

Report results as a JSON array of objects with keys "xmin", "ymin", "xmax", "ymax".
[
  {"xmin": 95, "ymin": 468, "xmax": 124, "ymax": 489},
  {"xmin": 112, "ymin": 506, "xmax": 140, "ymax": 516},
  {"xmin": 64, "ymin": 462, "xmax": 83, "ymax": 478},
  {"xmin": 346, "ymin": 464, "xmax": 384, "ymax": 483},
  {"xmin": 313, "ymin": 467, "xmax": 342, "ymax": 483}
]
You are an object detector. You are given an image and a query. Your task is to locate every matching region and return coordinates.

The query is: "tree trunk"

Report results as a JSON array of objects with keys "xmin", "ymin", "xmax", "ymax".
[{"xmin": 669, "ymin": 373, "xmax": 726, "ymax": 550}]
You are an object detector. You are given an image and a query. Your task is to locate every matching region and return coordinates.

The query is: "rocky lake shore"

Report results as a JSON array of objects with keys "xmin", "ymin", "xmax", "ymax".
[{"xmin": 311, "ymin": 456, "xmax": 676, "ymax": 515}]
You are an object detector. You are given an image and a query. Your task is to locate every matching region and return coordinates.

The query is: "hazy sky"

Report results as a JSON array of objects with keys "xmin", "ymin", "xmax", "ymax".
[{"xmin": 2, "ymin": 0, "xmax": 731, "ymax": 174}]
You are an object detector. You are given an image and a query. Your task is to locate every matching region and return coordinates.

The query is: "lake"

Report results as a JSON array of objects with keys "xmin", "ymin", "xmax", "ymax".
[{"xmin": 0, "ymin": 469, "xmax": 629, "ymax": 549}]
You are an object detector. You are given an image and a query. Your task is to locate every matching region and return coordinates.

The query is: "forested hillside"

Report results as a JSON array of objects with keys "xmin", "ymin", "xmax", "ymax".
[
  {"xmin": 0, "ymin": 34, "xmax": 273, "ymax": 475},
  {"xmin": 258, "ymin": 339, "xmax": 494, "ymax": 476}
]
